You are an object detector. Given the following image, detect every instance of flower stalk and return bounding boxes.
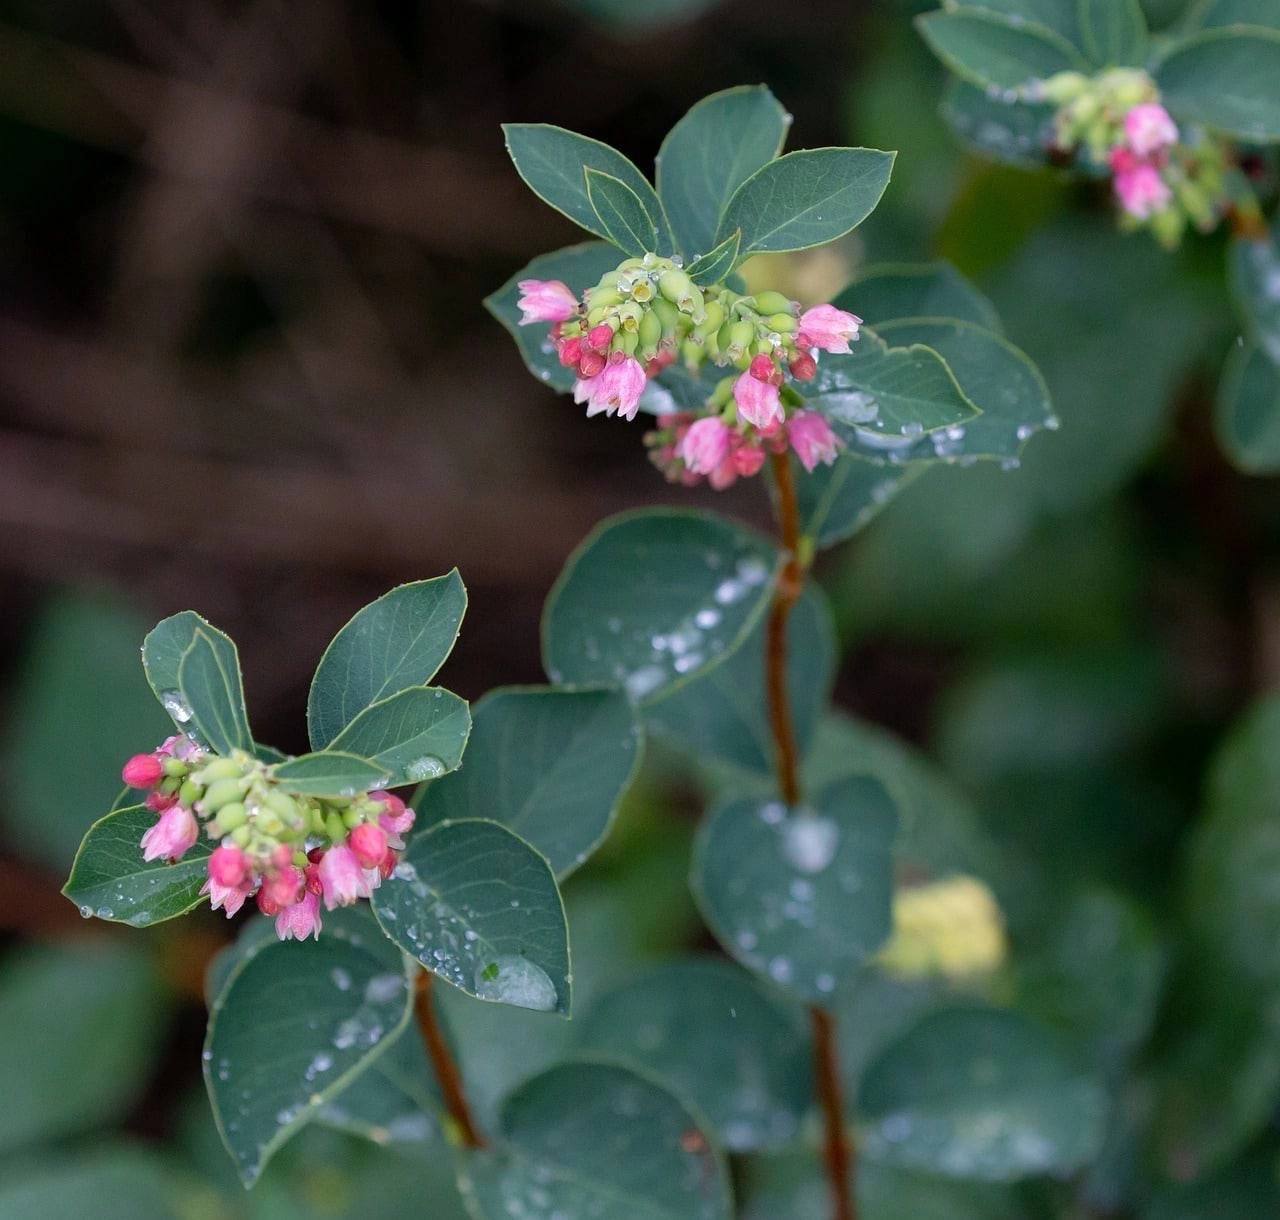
[414,969,486,1149]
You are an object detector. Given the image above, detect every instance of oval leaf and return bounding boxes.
[941,81,1057,168]
[63,804,213,926]
[1229,229,1280,365]
[142,612,250,748]
[415,686,641,878]
[372,818,571,1014]
[1079,0,1148,67]
[307,573,467,749]
[1215,342,1280,475]
[328,686,471,787]
[835,262,1002,332]
[796,459,923,550]
[586,168,662,256]
[271,750,388,797]
[543,509,780,704]
[916,10,1086,94]
[1156,28,1280,142]
[459,1060,732,1220]
[692,776,898,1003]
[687,230,741,285]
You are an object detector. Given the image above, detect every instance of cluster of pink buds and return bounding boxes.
[518,254,854,486]
[122,739,415,941]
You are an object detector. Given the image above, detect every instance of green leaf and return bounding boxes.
[542,508,780,704]
[502,124,672,251]
[645,586,835,777]
[0,1149,195,1220]
[692,776,898,1003]
[1145,1148,1280,1219]
[836,262,1003,332]
[1215,343,1280,474]
[1079,0,1149,66]
[308,573,467,749]
[916,10,1086,95]
[575,957,812,1152]
[796,459,924,549]
[177,627,253,757]
[372,818,571,1014]
[1190,0,1280,32]
[940,82,1057,169]
[415,686,641,878]
[954,0,1083,47]
[327,686,470,787]
[271,750,388,797]
[62,804,214,926]
[0,942,167,1154]
[800,330,981,455]
[586,168,661,256]
[871,318,1055,461]
[857,1006,1108,1181]
[143,611,250,747]
[485,241,622,393]
[656,85,791,258]
[1156,27,1280,141]
[204,909,415,1186]
[687,230,741,285]
[459,1060,732,1220]
[716,147,896,257]
[1229,229,1280,365]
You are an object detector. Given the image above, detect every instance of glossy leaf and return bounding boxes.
[307,573,466,749]
[687,230,741,285]
[916,10,1085,95]
[204,910,415,1186]
[940,82,1057,169]
[271,750,388,797]
[502,124,672,251]
[857,1006,1108,1181]
[1190,0,1280,30]
[716,147,896,257]
[542,509,780,704]
[645,585,835,776]
[0,1149,193,1220]
[836,262,1002,332]
[957,0,1083,47]
[372,818,570,1014]
[1216,341,1280,474]
[1156,28,1280,142]
[63,804,213,926]
[327,686,470,787]
[692,776,898,1003]
[415,686,640,878]
[575,957,812,1152]
[796,460,923,549]
[586,168,661,256]
[656,85,791,257]
[143,612,250,748]
[459,1060,732,1220]
[1228,230,1280,365]
[1079,0,1148,67]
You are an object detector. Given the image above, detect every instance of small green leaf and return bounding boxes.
[645,586,836,777]
[692,776,898,1003]
[372,818,571,1014]
[656,85,791,257]
[940,81,1058,168]
[957,0,1083,48]
[1215,343,1280,475]
[1229,229,1280,365]
[308,573,467,749]
[575,957,812,1152]
[917,9,1086,94]
[687,230,742,284]
[178,627,253,757]
[796,459,924,550]
[857,1006,1108,1181]
[543,509,780,704]
[327,686,470,787]
[459,1060,732,1220]
[271,750,388,797]
[716,147,896,257]
[1079,0,1148,67]
[1190,0,1280,32]
[585,168,662,256]
[502,124,672,251]
[204,909,415,1186]
[415,686,640,878]
[143,611,250,747]
[835,262,1002,332]
[62,804,213,926]
[1156,27,1280,141]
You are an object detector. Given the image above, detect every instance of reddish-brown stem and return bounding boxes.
[414,969,486,1148]
[766,449,856,1220]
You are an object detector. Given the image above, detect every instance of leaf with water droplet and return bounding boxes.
[836,261,1003,333]
[271,750,388,798]
[142,611,251,749]
[372,818,571,1014]
[325,685,470,788]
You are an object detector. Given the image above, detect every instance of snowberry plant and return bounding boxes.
[63,86,1056,1218]
[917,0,1280,473]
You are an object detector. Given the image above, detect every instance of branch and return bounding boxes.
[414,969,486,1149]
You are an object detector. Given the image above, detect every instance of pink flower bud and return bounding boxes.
[787,410,843,472]
[587,323,615,352]
[789,352,818,381]
[275,890,323,941]
[798,304,861,354]
[349,822,389,869]
[558,337,583,367]
[145,790,179,813]
[256,887,281,917]
[378,846,400,880]
[733,441,766,477]
[733,370,784,430]
[264,865,304,908]
[516,279,578,325]
[1113,162,1171,219]
[140,803,198,863]
[708,458,739,491]
[577,349,606,379]
[209,844,248,888]
[122,753,164,789]
[304,862,323,895]
[318,844,371,910]
[1125,103,1178,158]
[680,416,734,475]
[749,354,776,382]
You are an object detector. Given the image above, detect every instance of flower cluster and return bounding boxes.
[517,254,853,487]
[122,737,414,941]
[1041,69,1228,246]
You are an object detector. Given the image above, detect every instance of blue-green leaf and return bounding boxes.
[271,750,388,797]
[1156,27,1280,141]
[687,230,742,285]
[1079,0,1148,67]
[142,611,250,747]
[917,9,1086,95]
[940,82,1057,169]
[1215,343,1280,475]
[177,628,253,757]
[586,168,662,256]
[327,686,470,787]
[835,262,1003,332]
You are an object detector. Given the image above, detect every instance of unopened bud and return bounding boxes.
[749,353,776,382]
[349,822,389,869]
[658,268,695,308]
[587,286,623,311]
[122,754,164,789]
[587,323,614,352]
[726,320,754,361]
[578,350,606,378]
[753,291,795,315]
[558,337,583,367]
[201,777,246,814]
[767,313,797,334]
[638,308,663,358]
[790,352,818,381]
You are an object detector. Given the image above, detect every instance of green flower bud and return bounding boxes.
[209,802,247,835]
[753,291,794,316]
[587,286,623,311]
[197,758,245,783]
[231,825,252,848]
[1039,71,1088,106]
[178,779,201,806]
[711,376,736,407]
[326,811,348,844]
[159,775,182,796]
[162,757,188,778]
[680,338,704,368]
[202,777,245,813]
[726,319,755,360]
[767,313,797,334]
[259,812,284,837]
[616,302,643,333]
[650,298,680,334]
[658,268,695,305]
[342,806,362,830]
[638,308,663,358]
[694,299,725,339]
[613,329,640,356]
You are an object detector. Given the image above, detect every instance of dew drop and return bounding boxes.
[782,814,840,874]
[405,755,446,782]
[472,955,558,1012]
[160,689,194,723]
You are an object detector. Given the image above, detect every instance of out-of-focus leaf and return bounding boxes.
[917,9,1085,94]
[0,1148,200,1220]
[1215,343,1280,474]
[941,82,1057,169]
[1156,27,1280,141]
[835,261,1003,332]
